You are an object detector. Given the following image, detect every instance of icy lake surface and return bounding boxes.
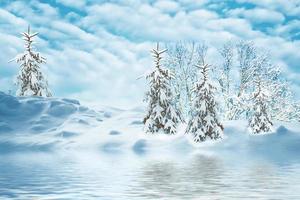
[1,152,300,199]
[1,93,300,199]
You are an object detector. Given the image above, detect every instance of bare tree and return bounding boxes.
[164,42,208,118]
[163,40,298,123]
[219,42,234,96]
[236,41,257,97]
[217,42,234,120]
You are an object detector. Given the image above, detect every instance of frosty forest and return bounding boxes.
[144,42,300,141]
[1,1,300,199]
[7,26,300,143]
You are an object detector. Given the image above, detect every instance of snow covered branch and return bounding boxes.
[143,43,183,134]
[186,63,223,142]
[12,25,51,97]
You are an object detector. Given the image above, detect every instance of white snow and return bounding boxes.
[1,92,300,199]
[0,91,300,159]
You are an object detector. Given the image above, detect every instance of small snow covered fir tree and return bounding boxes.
[13,26,51,97]
[143,43,182,134]
[249,79,273,134]
[186,64,223,142]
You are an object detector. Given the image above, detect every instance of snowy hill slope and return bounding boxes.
[0,92,300,159]
[0,92,104,152]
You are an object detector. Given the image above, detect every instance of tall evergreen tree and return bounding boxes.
[186,64,223,142]
[249,79,273,134]
[143,43,182,134]
[13,26,51,97]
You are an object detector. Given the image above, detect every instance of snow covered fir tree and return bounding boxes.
[143,43,182,134]
[249,79,273,134]
[12,26,51,97]
[186,64,223,142]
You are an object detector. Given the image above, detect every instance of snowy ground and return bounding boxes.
[1,91,300,156]
[1,92,300,199]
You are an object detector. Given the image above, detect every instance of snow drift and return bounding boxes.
[0,92,299,160]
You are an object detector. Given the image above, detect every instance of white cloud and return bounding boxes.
[176,0,209,10]
[0,8,27,28]
[274,20,300,40]
[236,0,300,16]
[188,9,218,20]
[153,0,180,13]
[5,0,59,25]
[55,0,86,9]
[50,21,99,45]
[229,8,285,24]
[81,2,257,43]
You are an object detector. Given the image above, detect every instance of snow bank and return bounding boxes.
[0,92,299,160]
[0,92,103,153]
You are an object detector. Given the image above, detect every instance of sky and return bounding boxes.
[0,0,299,108]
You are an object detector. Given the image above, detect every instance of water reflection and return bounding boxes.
[134,155,225,199]
[0,152,300,199]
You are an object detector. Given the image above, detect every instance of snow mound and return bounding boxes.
[0,92,103,153]
[0,92,300,161]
